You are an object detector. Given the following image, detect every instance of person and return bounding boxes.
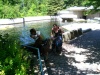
[30,28,50,61]
[51,24,63,38]
[51,24,63,54]
[51,24,59,38]
[30,28,42,49]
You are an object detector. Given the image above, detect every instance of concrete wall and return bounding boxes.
[71,11,84,18]
[72,11,100,19]
[0,16,53,25]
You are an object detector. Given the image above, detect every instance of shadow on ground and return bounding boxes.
[69,30,100,63]
[45,30,100,75]
[46,49,79,75]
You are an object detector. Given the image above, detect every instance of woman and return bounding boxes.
[51,24,63,54]
[51,24,63,38]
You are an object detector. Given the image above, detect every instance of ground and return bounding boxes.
[45,29,100,75]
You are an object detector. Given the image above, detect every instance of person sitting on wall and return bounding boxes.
[30,28,50,62]
[51,24,63,38]
[51,24,63,53]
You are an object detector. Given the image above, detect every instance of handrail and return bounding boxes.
[23,45,44,75]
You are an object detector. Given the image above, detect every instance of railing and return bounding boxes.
[22,45,44,75]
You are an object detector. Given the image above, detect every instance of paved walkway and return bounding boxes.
[46,29,100,75]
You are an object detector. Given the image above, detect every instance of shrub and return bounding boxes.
[0,33,32,75]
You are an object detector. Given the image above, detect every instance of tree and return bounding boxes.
[47,0,64,15]
[82,0,100,13]
[2,0,21,5]
[64,0,85,8]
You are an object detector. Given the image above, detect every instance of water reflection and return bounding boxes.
[0,21,55,45]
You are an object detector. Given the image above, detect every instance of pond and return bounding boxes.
[0,20,65,45]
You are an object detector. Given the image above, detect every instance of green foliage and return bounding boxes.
[0,0,49,18]
[27,4,37,16]
[1,0,21,5]
[82,0,100,13]
[47,0,64,15]
[0,0,65,18]
[64,0,85,8]
[2,5,21,18]
[0,33,31,75]
[64,0,100,14]
[0,0,99,18]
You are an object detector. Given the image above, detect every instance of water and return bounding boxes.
[0,20,57,45]
[0,17,71,45]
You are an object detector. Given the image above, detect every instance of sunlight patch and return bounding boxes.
[72,62,100,72]
[74,54,87,62]
[0,25,14,30]
[62,44,88,53]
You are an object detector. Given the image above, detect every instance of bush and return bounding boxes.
[0,33,32,75]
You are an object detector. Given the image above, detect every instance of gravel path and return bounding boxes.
[46,29,100,75]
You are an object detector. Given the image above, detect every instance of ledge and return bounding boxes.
[0,16,51,25]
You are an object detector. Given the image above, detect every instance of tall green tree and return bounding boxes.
[64,0,85,8]
[2,0,21,5]
[1,0,99,18]
[82,0,100,12]
[47,0,64,15]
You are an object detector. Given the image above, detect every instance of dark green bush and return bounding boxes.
[0,33,32,75]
